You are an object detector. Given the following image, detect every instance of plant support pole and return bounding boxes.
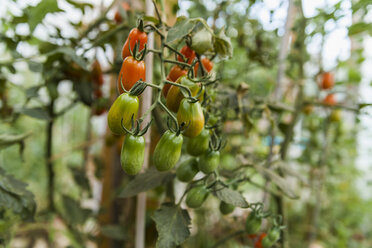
[135,1,154,247]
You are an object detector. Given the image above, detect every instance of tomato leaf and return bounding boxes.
[18,107,51,121]
[61,195,91,225]
[212,181,249,208]
[118,168,175,198]
[0,168,36,221]
[214,27,233,59]
[100,225,127,240]
[26,0,62,32]
[152,203,191,248]
[167,16,198,43]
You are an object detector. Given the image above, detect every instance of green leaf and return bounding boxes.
[214,27,233,59]
[167,16,199,43]
[61,195,91,225]
[27,61,43,73]
[18,107,51,121]
[143,15,159,25]
[212,181,249,208]
[100,225,127,240]
[0,168,36,221]
[27,0,62,32]
[348,22,372,36]
[73,81,92,106]
[152,203,191,248]
[118,168,175,198]
[25,86,41,98]
[0,133,31,149]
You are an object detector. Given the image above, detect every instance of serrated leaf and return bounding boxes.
[18,107,51,121]
[167,16,199,43]
[61,195,91,225]
[212,181,249,208]
[27,0,62,32]
[119,168,175,198]
[214,27,233,59]
[0,133,31,149]
[0,168,36,220]
[152,203,190,248]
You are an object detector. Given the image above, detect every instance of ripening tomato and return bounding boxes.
[121,28,148,60]
[168,65,188,82]
[92,60,104,86]
[177,99,205,137]
[185,185,209,208]
[255,233,267,248]
[107,92,139,135]
[320,72,334,90]
[153,130,183,171]
[219,201,235,215]
[118,56,145,93]
[323,93,336,106]
[176,158,199,182]
[194,58,213,76]
[166,76,204,112]
[198,150,220,174]
[121,134,145,175]
[114,2,130,23]
[186,128,209,156]
[245,213,262,235]
[177,45,196,64]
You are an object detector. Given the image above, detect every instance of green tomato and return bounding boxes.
[267,227,281,242]
[186,128,209,156]
[245,213,262,235]
[153,130,183,171]
[120,134,145,175]
[219,201,235,215]
[186,185,209,208]
[176,158,199,182]
[198,150,220,174]
[107,93,139,135]
[262,235,276,248]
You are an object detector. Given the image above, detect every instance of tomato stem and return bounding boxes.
[163,59,192,69]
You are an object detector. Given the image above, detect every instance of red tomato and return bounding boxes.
[323,93,336,106]
[255,233,267,248]
[194,58,213,76]
[168,65,188,82]
[117,56,146,93]
[177,45,196,64]
[320,72,334,90]
[121,28,148,60]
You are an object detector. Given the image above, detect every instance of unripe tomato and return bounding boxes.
[330,109,341,122]
[219,201,235,215]
[177,99,205,138]
[186,128,209,156]
[176,158,199,182]
[320,72,334,90]
[168,65,188,82]
[177,45,196,64]
[185,185,209,208]
[245,213,262,235]
[121,134,145,175]
[198,150,220,174]
[267,227,280,243]
[261,235,275,248]
[303,104,313,115]
[153,130,183,171]
[323,93,336,106]
[194,58,213,76]
[166,76,204,112]
[121,28,147,60]
[107,93,139,135]
[118,56,145,93]
[92,60,104,86]
[191,28,213,55]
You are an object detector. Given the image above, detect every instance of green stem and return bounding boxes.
[163,59,192,69]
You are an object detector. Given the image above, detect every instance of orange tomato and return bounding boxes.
[177,45,196,64]
[320,72,334,90]
[323,93,336,106]
[194,58,213,76]
[121,28,147,60]
[117,56,145,93]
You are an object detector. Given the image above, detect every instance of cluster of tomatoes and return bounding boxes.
[319,72,341,121]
